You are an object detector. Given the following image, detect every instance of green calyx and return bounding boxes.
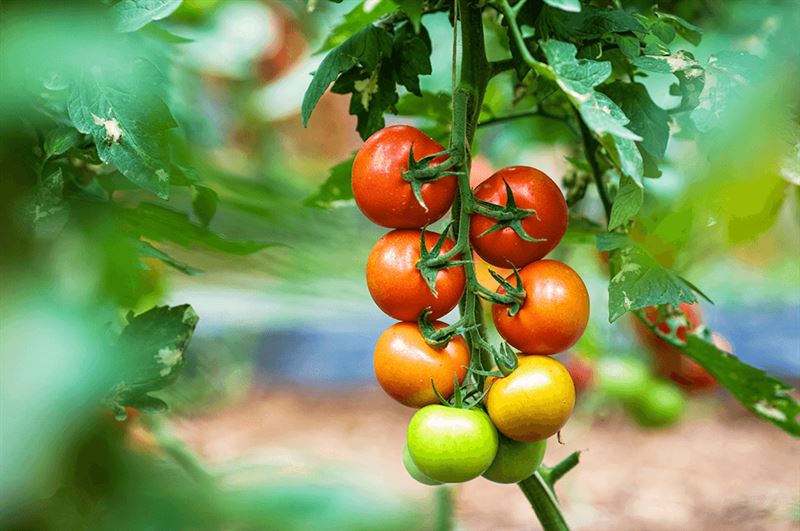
[402,145,463,212]
[431,371,492,410]
[471,179,544,243]
[418,309,478,349]
[416,225,469,296]
[477,265,526,316]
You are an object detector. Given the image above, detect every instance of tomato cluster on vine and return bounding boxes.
[353,125,590,485]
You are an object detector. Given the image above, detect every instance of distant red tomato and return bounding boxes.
[565,353,595,396]
[634,303,718,391]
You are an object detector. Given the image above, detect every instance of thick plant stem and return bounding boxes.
[519,472,570,531]
[434,484,455,531]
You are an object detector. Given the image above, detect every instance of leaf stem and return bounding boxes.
[577,112,612,224]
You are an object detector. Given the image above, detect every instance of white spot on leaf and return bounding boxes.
[92,112,123,144]
[156,347,182,376]
[754,401,787,422]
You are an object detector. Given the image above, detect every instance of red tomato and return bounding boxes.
[565,353,594,396]
[470,166,568,268]
[366,229,465,321]
[469,155,494,188]
[374,322,469,408]
[352,126,456,228]
[492,260,589,355]
[634,303,718,391]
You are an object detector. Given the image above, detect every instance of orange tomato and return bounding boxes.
[373,322,469,408]
[366,229,465,321]
[492,260,590,355]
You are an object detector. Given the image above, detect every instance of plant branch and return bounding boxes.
[478,109,572,128]
[518,471,570,531]
[576,112,612,224]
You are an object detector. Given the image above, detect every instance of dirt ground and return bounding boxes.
[173,387,800,531]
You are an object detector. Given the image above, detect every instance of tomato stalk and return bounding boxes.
[446,1,574,529]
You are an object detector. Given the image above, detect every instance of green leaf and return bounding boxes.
[632,51,699,74]
[136,239,202,276]
[539,5,644,40]
[393,0,424,31]
[302,25,393,128]
[394,91,451,140]
[304,155,355,208]
[318,0,397,53]
[543,0,580,13]
[600,235,699,322]
[104,304,198,415]
[44,127,81,158]
[191,184,218,228]
[332,61,399,139]
[691,52,762,133]
[650,20,676,45]
[561,215,603,245]
[602,82,670,162]
[67,60,177,199]
[111,0,183,33]
[682,335,799,436]
[22,168,70,238]
[654,10,703,46]
[608,174,643,230]
[392,23,432,96]
[117,203,276,255]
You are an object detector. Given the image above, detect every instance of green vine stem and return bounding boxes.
[434,484,455,531]
[444,0,573,528]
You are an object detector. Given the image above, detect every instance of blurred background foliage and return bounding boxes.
[0,0,798,529]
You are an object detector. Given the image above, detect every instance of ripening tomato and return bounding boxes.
[403,443,443,485]
[373,322,469,408]
[481,435,546,484]
[352,125,456,228]
[492,260,589,355]
[634,303,717,391]
[565,353,595,397]
[470,166,568,268]
[366,229,465,321]
[486,355,575,442]
[407,405,499,483]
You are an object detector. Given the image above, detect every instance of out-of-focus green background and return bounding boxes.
[1,0,798,529]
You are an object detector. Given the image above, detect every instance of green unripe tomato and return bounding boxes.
[402,443,442,485]
[407,405,499,483]
[482,435,546,484]
[630,379,687,428]
[597,357,649,401]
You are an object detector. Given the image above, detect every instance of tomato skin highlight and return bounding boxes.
[486,355,575,442]
[366,229,465,321]
[403,443,443,485]
[492,260,590,355]
[373,322,469,408]
[352,125,456,228]
[407,405,499,483]
[470,166,568,268]
[481,435,546,484]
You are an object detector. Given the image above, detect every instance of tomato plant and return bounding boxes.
[406,405,499,483]
[374,321,469,408]
[492,260,590,355]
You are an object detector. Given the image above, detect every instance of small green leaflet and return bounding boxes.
[44,127,82,158]
[317,0,397,53]
[540,40,643,183]
[111,0,183,33]
[691,52,761,133]
[393,0,424,32]
[304,155,355,209]
[302,25,393,128]
[22,168,70,238]
[543,0,581,13]
[597,234,701,322]
[137,240,201,276]
[608,173,643,230]
[681,335,800,436]
[602,82,670,163]
[104,304,198,417]
[117,203,275,255]
[67,60,177,199]
[654,10,703,46]
[538,4,643,40]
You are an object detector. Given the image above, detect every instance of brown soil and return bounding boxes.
[173,387,800,531]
